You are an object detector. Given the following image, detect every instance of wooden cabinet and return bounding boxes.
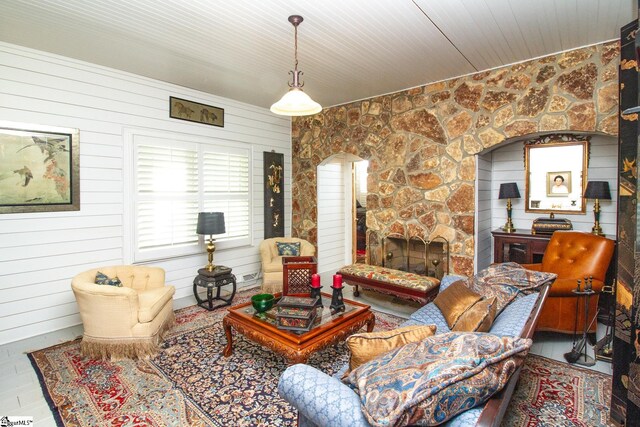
[491,229,551,264]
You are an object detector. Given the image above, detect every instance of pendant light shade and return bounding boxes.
[270,88,322,116]
[270,15,322,117]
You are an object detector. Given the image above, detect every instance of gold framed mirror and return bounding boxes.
[525,135,589,214]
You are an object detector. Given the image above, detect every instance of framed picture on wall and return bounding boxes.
[0,121,80,214]
[170,96,224,127]
[546,171,572,197]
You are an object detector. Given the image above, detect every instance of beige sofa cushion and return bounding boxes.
[138,286,175,323]
[433,281,482,329]
[263,256,285,273]
[345,325,437,373]
[452,297,498,333]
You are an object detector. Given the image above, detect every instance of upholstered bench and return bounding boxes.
[338,264,440,305]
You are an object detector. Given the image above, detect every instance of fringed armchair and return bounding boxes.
[259,237,316,294]
[71,265,175,359]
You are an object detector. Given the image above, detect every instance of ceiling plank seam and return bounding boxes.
[411,0,479,72]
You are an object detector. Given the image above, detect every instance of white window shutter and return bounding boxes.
[203,148,251,242]
[134,141,199,260]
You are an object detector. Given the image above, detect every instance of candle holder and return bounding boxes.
[330,285,345,313]
[309,284,323,307]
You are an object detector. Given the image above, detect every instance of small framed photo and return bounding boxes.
[547,171,571,197]
[170,96,224,127]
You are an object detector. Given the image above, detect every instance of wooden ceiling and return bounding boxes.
[0,0,634,109]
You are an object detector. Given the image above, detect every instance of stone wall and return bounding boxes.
[291,41,619,276]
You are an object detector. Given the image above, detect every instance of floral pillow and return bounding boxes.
[343,332,531,427]
[276,241,301,256]
[95,271,122,287]
[465,262,556,315]
[474,262,556,293]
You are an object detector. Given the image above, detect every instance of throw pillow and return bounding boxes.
[452,297,497,332]
[345,325,437,373]
[95,271,123,287]
[343,332,532,427]
[276,241,301,256]
[474,262,556,294]
[433,280,482,329]
[467,262,556,315]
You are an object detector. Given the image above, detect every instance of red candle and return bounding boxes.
[311,273,321,288]
[333,274,343,288]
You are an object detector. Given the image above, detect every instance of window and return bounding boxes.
[128,132,252,263]
[203,148,251,240]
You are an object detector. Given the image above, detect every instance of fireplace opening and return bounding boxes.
[379,234,449,279]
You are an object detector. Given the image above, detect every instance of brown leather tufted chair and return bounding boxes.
[522,231,615,335]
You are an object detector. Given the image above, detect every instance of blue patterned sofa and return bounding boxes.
[278,273,550,426]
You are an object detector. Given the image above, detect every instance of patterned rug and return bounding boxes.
[29,289,613,426]
[28,288,404,426]
[502,354,613,427]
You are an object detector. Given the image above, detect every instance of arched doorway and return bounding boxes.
[316,153,367,274]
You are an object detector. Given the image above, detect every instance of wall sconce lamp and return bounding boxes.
[270,15,322,116]
[499,183,520,233]
[583,181,611,236]
[196,212,226,272]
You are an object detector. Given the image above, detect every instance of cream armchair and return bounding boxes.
[260,237,316,293]
[71,265,175,360]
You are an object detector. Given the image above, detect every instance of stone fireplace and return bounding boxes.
[291,41,619,277]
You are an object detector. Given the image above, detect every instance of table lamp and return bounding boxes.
[583,181,611,236]
[196,212,226,272]
[499,183,520,233]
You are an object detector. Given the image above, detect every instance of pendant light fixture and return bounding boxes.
[270,15,322,116]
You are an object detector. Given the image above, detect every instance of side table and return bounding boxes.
[193,266,236,311]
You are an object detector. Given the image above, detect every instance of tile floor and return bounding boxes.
[0,283,612,426]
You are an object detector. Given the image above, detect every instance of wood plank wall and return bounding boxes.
[317,162,347,274]
[0,42,291,345]
[475,153,493,271]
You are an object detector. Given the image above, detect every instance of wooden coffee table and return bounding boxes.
[222,293,375,364]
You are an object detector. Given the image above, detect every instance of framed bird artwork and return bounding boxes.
[0,121,79,213]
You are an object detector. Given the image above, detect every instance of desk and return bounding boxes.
[193,266,236,311]
[491,229,551,264]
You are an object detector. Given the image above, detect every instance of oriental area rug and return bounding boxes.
[29,288,612,427]
[502,354,613,427]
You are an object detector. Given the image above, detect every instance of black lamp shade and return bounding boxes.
[499,183,520,199]
[584,181,611,200]
[197,212,226,235]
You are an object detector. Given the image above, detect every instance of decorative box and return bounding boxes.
[531,217,573,235]
[275,296,319,332]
